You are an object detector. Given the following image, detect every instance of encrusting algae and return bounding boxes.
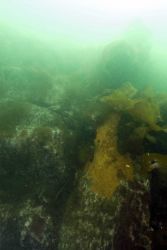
[86,113,133,199]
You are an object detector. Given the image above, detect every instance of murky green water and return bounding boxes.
[0,1,167,250]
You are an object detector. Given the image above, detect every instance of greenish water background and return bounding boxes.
[0,0,167,92]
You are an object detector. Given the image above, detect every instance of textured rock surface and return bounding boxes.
[58,176,151,250]
[0,99,77,249]
[58,114,152,250]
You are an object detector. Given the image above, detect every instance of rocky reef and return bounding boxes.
[0,32,167,250]
[58,83,167,250]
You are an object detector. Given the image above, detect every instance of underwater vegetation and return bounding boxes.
[101,82,165,131]
[86,114,133,198]
[57,81,167,250]
[0,24,167,250]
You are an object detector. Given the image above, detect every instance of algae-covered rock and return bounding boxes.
[0,101,32,136]
[59,172,151,250]
[58,112,151,250]
[0,26,167,249]
[0,98,78,249]
[0,201,56,250]
[87,113,133,198]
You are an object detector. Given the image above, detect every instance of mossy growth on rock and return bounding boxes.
[31,126,54,144]
[86,113,134,198]
[0,101,32,137]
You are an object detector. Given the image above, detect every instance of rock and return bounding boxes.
[58,176,151,250]
[0,100,76,249]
